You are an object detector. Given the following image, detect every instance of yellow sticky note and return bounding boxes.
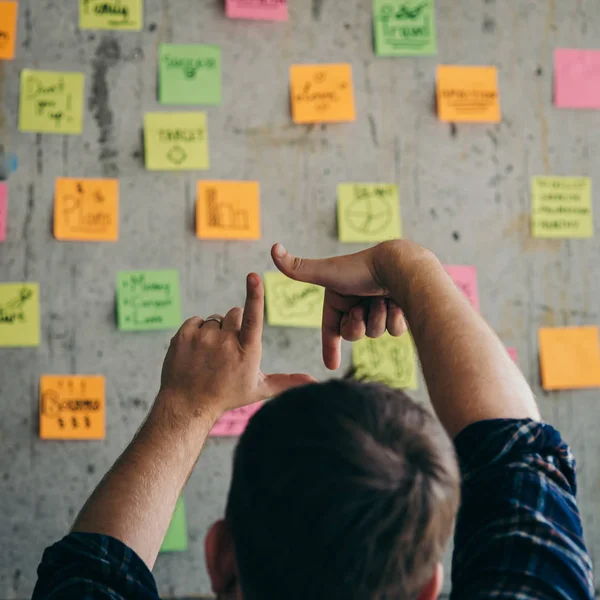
[437,65,501,123]
[531,176,593,239]
[40,375,106,440]
[79,0,143,30]
[196,181,261,240]
[290,64,356,124]
[353,332,418,390]
[144,112,209,171]
[539,327,600,390]
[338,183,401,243]
[0,1,18,60]
[264,271,324,328]
[0,283,40,347]
[54,178,119,242]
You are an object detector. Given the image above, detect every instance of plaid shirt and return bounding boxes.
[33,419,595,599]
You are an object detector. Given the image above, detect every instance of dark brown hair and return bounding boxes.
[226,380,460,600]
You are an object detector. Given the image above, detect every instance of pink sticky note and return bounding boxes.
[507,347,518,363]
[444,265,480,312]
[211,403,263,437]
[0,183,7,242]
[555,49,600,109]
[226,0,288,21]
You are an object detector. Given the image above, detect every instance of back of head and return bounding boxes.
[226,380,460,600]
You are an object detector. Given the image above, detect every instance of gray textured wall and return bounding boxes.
[1,0,599,598]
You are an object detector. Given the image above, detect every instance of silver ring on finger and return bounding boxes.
[203,316,223,328]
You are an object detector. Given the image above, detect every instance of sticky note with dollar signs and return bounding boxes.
[0,182,7,242]
[79,0,143,30]
[40,375,106,440]
[226,0,288,21]
[211,403,263,436]
[264,271,324,328]
[144,112,209,170]
[444,265,479,312]
[161,497,188,552]
[0,283,40,347]
[353,332,418,390]
[0,1,18,60]
[338,183,402,243]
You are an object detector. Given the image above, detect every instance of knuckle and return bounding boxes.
[292,256,303,272]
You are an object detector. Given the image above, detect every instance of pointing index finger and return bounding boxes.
[239,273,264,349]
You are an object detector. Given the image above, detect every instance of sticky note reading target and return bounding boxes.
[0,1,18,60]
[40,375,106,440]
[444,265,480,312]
[161,498,188,552]
[226,0,288,21]
[0,283,40,347]
[79,0,143,30]
[211,403,263,436]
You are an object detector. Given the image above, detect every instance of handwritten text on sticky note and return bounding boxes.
[444,265,480,312]
[0,1,18,60]
[211,403,262,436]
[555,49,600,110]
[161,498,188,552]
[0,283,40,347]
[79,0,143,30]
[226,0,288,21]
[0,182,7,242]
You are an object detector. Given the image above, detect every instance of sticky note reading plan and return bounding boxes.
[40,375,106,440]
[0,182,7,242]
[338,183,401,243]
[264,272,324,328]
[211,403,263,436]
[159,44,221,105]
[555,49,600,110]
[373,0,437,56]
[226,0,288,21]
[197,181,261,240]
[117,270,181,331]
[161,498,188,552]
[531,177,593,238]
[539,327,600,390]
[0,283,40,347]
[19,70,84,134]
[79,0,143,30]
[0,1,18,60]
[290,64,356,124]
[144,112,209,170]
[437,65,500,123]
[54,178,119,242]
[353,332,418,390]
[444,265,480,312]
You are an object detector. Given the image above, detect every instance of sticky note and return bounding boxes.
[144,112,209,171]
[161,498,188,552]
[507,347,518,363]
[290,64,356,124]
[159,44,221,106]
[555,49,600,110]
[373,0,436,56]
[211,403,263,437]
[338,183,401,243]
[539,327,600,390]
[117,270,181,331]
[264,271,324,328]
[54,178,119,242]
[0,182,7,242]
[437,65,501,123]
[196,181,261,241]
[353,332,418,390]
[444,265,480,312]
[0,1,18,60]
[0,283,40,347]
[79,0,143,30]
[531,176,593,239]
[39,375,105,440]
[19,70,84,134]
[226,0,288,21]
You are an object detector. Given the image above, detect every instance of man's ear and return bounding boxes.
[417,563,443,600]
[205,519,239,596]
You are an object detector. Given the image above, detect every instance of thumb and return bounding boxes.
[258,372,316,400]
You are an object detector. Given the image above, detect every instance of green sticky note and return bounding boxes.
[373,0,437,56]
[117,270,182,331]
[19,70,84,134]
[159,44,222,105]
[353,332,418,390]
[532,176,594,238]
[144,112,209,171]
[79,0,143,30]
[161,498,188,552]
[0,283,40,347]
[264,272,324,328]
[338,183,402,243]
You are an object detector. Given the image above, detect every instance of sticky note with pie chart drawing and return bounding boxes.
[0,1,18,60]
[0,283,40,347]
[338,183,401,243]
[211,403,263,436]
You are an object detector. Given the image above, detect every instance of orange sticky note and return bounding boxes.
[437,65,501,123]
[290,64,356,124]
[54,178,119,242]
[40,375,106,440]
[0,2,18,60]
[196,181,261,240]
[539,327,600,390]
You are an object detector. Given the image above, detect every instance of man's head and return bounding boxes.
[206,380,460,600]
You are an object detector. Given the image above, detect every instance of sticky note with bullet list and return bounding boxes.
[0,283,40,347]
[144,112,209,170]
[117,270,182,331]
[0,1,18,60]
[54,178,119,242]
[290,64,356,124]
[444,265,480,312]
[226,0,288,21]
[531,176,593,239]
[79,0,143,30]
[40,375,106,440]
[197,181,261,241]
[211,403,263,436]
[555,49,600,110]
[353,332,418,390]
[437,65,501,123]
[0,182,7,242]
[264,271,324,328]
[539,327,600,390]
[338,183,401,243]
[161,498,188,552]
